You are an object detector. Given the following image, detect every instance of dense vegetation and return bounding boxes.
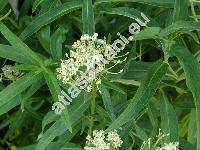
[0,0,200,149]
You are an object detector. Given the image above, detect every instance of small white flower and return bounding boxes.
[57,33,128,92]
[96,79,101,85]
[107,130,123,149]
[86,85,92,92]
[84,146,98,150]
[57,33,109,85]
[162,142,179,150]
[84,130,122,150]
[86,135,93,145]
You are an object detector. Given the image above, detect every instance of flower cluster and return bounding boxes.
[140,129,179,150]
[1,65,20,80]
[57,33,110,86]
[157,142,179,150]
[84,130,123,150]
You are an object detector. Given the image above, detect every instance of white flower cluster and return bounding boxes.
[84,130,123,150]
[53,13,150,114]
[157,142,179,150]
[57,33,110,86]
[140,129,179,150]
[1,65,20,80]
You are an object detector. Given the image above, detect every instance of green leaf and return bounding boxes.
[173,0,188,22]
[42,111,58,132]
[0,75,44,116]
[172,45,200,149]
[4,110,26,139]
[160,91,179,143]
[50,25,68,61]
[18,142,82,150]
[95,0,175,8]
[106,60,168,132]
[36,97,90,150]
[0,97,19,116]
[103,79,126,94]
[98,84,116,121]
[43,69,61,102]
[38,25,51,54]
[39,0,57,14]
[36,120,69,150]
[188,109,197,145]
[99,7,156,26]
[134,123,149,141]
[0,9,11,21]
[159,21,200,37]
[82,0,95,35]
[190,15,200,19]
[0,0,8,12]
[0,71,42,115]
[43,69,72,132]
[131,27,161,41]
[32,0,45,12]
[179,139,195,150]
[112,79,140,86]
[0,23,44,65]
[20,1,82,40]
[0,44,32,64]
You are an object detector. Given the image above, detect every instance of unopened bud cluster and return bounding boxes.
[1,65,20,81]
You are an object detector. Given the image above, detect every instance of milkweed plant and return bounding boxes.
[0,0,200,150]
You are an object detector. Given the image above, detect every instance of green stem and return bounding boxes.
[139,41,142,61]
[88,81,97,135]
[167,63,179,80]
[163,43,179,80]
[7,17,20,30]
[190,0,198,22]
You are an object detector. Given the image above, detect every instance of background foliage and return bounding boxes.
[0,0,200,149]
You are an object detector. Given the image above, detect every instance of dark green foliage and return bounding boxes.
[0,0,200,149]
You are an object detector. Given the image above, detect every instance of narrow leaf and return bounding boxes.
[173,0,188,21]
[98,84,116,121]
[0,23,43,65]
[20,1,82,40]
[172,45,200,149]
[82,0,95,35]
[160,92,179,143]
[106,60,168,132]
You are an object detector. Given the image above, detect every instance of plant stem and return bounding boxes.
[190,0,198,22]
[88,81,97,135]
[163,43,179,80]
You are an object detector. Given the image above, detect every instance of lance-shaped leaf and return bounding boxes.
[82,0,95,35]
[43,69,72,133]
[95,0,175,8]
[50,25,69,61]
[173,0,188,22]
[0,23,43,65]
[0,71,42,113]
[20,1,82,40]
[0,44,32,64]
[171,45,200,150]
[159,21,200,37]
[160,92,179,143]
[35,95,90,150]
[32,0,45,12]
[99,7,156,26]
[98,84,116,121]
[106,60,168,132]
[0,0,7,12]
[0,75,44,116]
